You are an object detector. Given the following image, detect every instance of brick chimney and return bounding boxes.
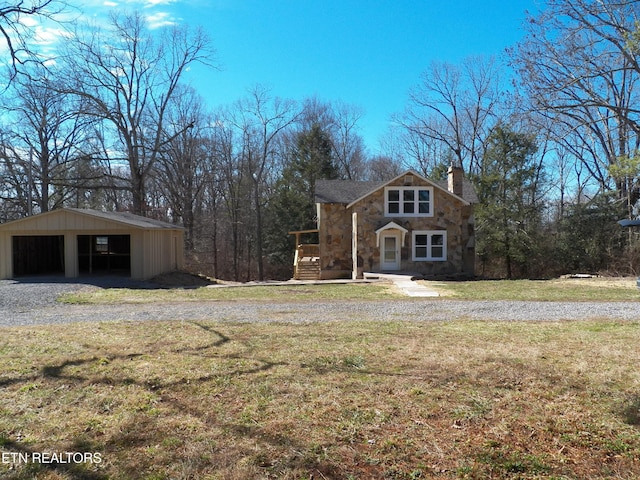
[447,165,463,197]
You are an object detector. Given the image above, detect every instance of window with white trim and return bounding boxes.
[385,186,433,217]
[412,231,447,261]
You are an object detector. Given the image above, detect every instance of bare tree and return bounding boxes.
[511,0,640,202]
[156,86,209,249]
[231,86,299,280]
[397,56,503,176]
[199,130,225,279]
[366,155,403,181]
[401,116,456,176]
[330,101,367,180]
[0,1,64,82]
[210,105,253,281]
[0,65,96,214]
[0,132,32,216]
[60,11,212,215]
[296,97,367,180]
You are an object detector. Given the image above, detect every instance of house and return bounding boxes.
[0,208,184,280]
[291,167,477,280]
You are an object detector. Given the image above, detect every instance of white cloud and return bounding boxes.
[34,26,72,46]
[143,0,177,6]
[19,15,39,28]
[85,0,183,28]
[145,11,177,29]
[0,0,185,66]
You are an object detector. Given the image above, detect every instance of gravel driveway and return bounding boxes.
[2,277,640,327]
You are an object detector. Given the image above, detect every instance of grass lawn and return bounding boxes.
[422,276,640,302]
[58,283,401,304]
[1,318,640,479]
[57,276,640,305]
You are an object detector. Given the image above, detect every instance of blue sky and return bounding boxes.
[54,0,543,152]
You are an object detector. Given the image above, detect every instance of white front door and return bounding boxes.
[381,232,401,270]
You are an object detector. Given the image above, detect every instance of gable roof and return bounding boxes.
[315,170,478,206]
[0,208,183,231]
[66,208,182,230]
[434,179,479,204]
[315,180,386,204]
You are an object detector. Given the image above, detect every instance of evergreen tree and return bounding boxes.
[265,124,339,269]
[473,125,544,278]
[555,194,626,274]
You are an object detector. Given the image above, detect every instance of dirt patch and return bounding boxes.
[150,271,217,287]
[560,275,637,289]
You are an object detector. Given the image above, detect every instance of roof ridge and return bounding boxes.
[315,174,478,204]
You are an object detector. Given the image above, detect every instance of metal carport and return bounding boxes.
[0,209,184,280]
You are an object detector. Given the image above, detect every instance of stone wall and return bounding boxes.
[318,177,475,279]
[318,203,353,279]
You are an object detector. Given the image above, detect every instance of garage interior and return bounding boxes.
[77,235,131,275]
[11,234,132,277]
[12,235,65,276]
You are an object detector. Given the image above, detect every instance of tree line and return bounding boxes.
[0,0,639,280]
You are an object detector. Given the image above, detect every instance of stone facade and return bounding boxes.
[316,172,475,279]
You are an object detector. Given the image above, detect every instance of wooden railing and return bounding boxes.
[296,244,319,260]
[293,244,320,278]
[289,230,320,280]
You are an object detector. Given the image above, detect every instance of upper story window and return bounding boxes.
[384,186,433,217]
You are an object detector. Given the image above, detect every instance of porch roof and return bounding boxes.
[375,221,408,247]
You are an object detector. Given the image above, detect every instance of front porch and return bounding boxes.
[289,229,321,280]
[289,222,408,281]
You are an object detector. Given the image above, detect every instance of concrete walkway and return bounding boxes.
[364,272,440,297]
[206,273,439,297]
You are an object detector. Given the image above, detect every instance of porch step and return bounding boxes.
[294,258,320,280]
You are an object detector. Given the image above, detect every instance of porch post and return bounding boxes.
[352,212,358,280]
[64,233,77,278]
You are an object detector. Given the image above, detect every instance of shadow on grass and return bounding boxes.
[172,322,231,353]
[40,354,144,379]
[622,394,640,426]
[10,273,213,290]
[1,322,328,478]
[5,320,640,478]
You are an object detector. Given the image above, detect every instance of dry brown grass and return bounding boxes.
[1,319,640,479]
[59,283,399,305]
[422,276,640,301]
[60,276,640,306]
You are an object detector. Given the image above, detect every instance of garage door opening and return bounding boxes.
[78,235,131,276]
[12,235,65,277]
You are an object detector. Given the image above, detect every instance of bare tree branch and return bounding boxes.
[0,1,64,83]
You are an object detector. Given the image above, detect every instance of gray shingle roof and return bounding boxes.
[434,179,479,204]
[315,177,479,205]
[315,180,386,204]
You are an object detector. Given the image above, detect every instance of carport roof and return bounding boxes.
[0,208,183,230]
[67,208,183,230]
